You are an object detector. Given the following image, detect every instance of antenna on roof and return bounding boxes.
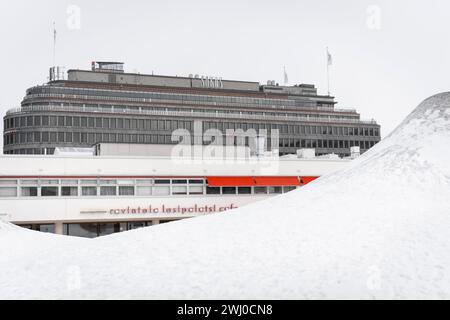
[52,22,57,67]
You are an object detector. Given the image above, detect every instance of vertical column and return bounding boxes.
[54,222,64,235]
[152,220,160,226]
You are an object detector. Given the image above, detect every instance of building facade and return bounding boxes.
[3,62,381,156]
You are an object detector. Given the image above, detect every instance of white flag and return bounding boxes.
[327,48,333,66]
[283,66,288,84]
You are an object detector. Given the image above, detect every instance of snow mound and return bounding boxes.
[1,93,450,299]
[0,221,20,232]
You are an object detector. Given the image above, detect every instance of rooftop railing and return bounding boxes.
[22,92,358,114]
[6,105,378,125]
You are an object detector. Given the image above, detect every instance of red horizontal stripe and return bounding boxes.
[0,175,206,179]
[300,176,319,184]
[254,176,300,186]
[207,176,302,187]
[207,176,255,187]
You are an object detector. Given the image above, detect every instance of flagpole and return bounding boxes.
[53,22,57,67]
[326,47,330,96]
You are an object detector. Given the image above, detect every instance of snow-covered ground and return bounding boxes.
[1,92,450,299]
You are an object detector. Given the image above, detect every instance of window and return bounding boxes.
[21,187,38,197]
[283,186,296,193]
[172,185,187,195]
[254,186,267,194]
[41,179,59,185]
[153,186,170,196]
[61,186,78,196]
[81,179,97,185]
[0,180,17,185]
[100,186,116,196]
[136,186,152,196]
[206,186,220,194]
[172,179,187,184]
[0,187,17,197]
[238,187,251,194]
[189,186,203,195]
[136,179,153,185]
[21,179,38,185]
[41,186,58,197]
[189,179,204,184]
[222,187,236,194]
[82,186,97,196]
[268,186,282,194]
[119,186,134,196]
[155,179,170,184]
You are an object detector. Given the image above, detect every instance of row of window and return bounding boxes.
[19,221,175,238]
[3,130,378,150]
[5,114,379,136]
[0,178,297,198]
[25,86,315,108]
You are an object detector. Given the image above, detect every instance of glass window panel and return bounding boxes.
[41,186,58,197]
[119,186,134,196]
[64,223,98,238]
[117,179,135,185]
[153,186,170,196]
[254,186,267,194]
[206,186,220,194]
[0,180,17,185]
[172,179,187,184]
[155,179,170,184]
[0,187,17,197]
[189,186,203,195]
[100,186,116,196]
[81,179,97,185]
[238,187,251,194]
[268,186,283,194]
[21,180,38,185]
[189,179,204,184]
[41,179,59,185]
[82,186,97,196]
[283,186,297,193]
[61,179,78,185]
[136,186,152,196]
[222,187,236,194]
[99,180,117,185]
[172,186,187,195]
[21,187,37,197]
[61,186,78,196]
[136,179,153,185]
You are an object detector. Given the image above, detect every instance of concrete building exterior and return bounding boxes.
[3,62,381,156]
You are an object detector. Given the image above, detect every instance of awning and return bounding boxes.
[300,176,319,185]
[207,176,255,187]
[253,176,300,186]
[207,176,301,187]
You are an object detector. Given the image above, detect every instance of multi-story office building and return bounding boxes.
[3,62,380,156]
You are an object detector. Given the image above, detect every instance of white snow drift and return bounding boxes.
[0,92,450,299]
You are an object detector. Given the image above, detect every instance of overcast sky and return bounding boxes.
[1,0,449,152]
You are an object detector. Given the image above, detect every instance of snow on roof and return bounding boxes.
[53,147,95,156]
[0,92,450,299]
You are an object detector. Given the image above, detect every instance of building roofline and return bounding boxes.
[66,69,260,85]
